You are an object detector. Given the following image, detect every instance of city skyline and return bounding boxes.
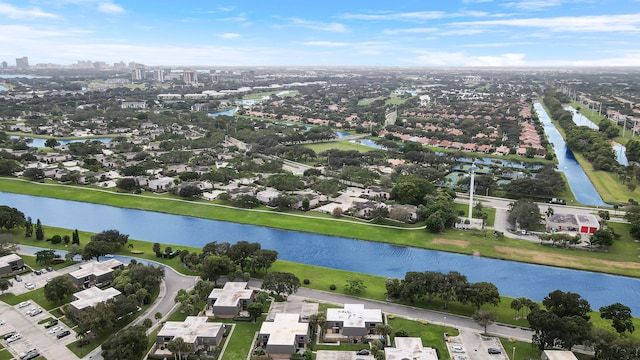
[1,0,639,67]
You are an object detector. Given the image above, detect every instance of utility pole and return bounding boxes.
[468,162,477,223]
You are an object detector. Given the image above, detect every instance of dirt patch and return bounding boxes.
[495,246,640,274]
[432,238,470,248]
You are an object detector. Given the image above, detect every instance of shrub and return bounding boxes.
[303,279,310,285]
[395,329,409,337]
[50,235,62,244]
[329,284,336,291]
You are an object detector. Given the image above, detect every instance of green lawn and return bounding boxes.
[305,140,372,153]
[219,318,263,360]
[0,348,14,360]
[499,338,541,360]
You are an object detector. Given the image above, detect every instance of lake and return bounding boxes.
[1,191,638,312]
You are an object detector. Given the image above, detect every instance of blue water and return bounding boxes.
[208,107,239,117]
[10,136,112,148]
[564,105,628,166]
[534,103,608,206]
[0,84,6,91]
[348,139,387,150]
[334,131,352,138]
[2,192,638,312]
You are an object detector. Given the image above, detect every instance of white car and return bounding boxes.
[48,326,63,334]
[24,283,35,290]
[28,308,42,317]
[17,301,31,308]
[451,345,465,353]
[7,333,22,343]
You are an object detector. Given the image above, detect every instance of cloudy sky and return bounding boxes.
[1,0,639,67]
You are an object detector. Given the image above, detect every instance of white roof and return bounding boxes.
[260,313,308,346]
[158,316,224,344]
[71,287,121,310]
[0,254,22,267]
[208,282,253,307]
[385,337,438,360]
[326,304,382,329]
[543,350,579,360]
[68,259,123,279]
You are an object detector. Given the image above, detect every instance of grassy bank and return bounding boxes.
[3,178,640,278]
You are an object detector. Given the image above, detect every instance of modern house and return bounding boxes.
[325,304,383,339]
[258,313,310,359]
[69,286,122,317]
[207,281,256,318]
[67,259,124,288]
[156,316,225,355]
[541,350,579,360]
[545,214,600,234]
[0,254,24,276]
[385,337,438,360]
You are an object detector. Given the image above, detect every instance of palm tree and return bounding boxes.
[167,337,191,360]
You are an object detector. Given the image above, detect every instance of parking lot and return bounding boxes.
[447,329,509,360]
[0,298,78,359]
[11,266,59,296]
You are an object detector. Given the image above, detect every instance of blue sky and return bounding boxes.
[1,0,639,67]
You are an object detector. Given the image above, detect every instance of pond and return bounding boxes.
[1,191,638,312]
[9,136,112,148]
[207,107,239,117]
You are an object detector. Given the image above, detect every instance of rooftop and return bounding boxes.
[70,286,121,310]
[0,254,22,267]
[158,316,224,344]
[208,282,254,307]
[68,259,123,279]
[385,337,438,360]
[326,304,382,328]
[260,313,309,346]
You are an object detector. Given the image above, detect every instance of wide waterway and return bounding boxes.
[1,191,639,312]
[534,102,608,207]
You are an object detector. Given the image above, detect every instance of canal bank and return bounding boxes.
[2,191,640,314]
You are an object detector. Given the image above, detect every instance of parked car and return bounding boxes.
[33,270,41,275]
[0,319,4,326]
[488,348,502,354]
[24,282,35,290]
[451,345,465,353]
[56,330,71,339]
[356,349,370,355]
[46,267,53,272]
[40,268,47,274]
[21,351,39,360]
[29,308,42,317]
[49,326,63,334]
[44,319,58,328]
[7,333,22,343]
[3,332,15,340]
[17,301,30,308]
[14,275,22,282]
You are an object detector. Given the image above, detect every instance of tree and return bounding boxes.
[344,277,367,294]
[473,309,496,335]
[438,271,468,310]
[261,272,301,297]
[510,298,523,319]
[600,303,635,334]
[247,302,264,323]
[35,219,44,240]
[507,199,541,231]
[44,276,77,304]
[200,255,235,285]
[155,312,163,322]
[116,178,140,192]
[44,138,60,149]
[153,242,161,255]
[0,206,26,231]
[166,336,191,360]
[464,282,500,310]
[23,168,45,181]
[0,278,9,294]
[227,241,261,272]
[72,229,80,245]
[35,249,56,264]
[543,290,591,320]
[590,229,614,250]
[248,249,278,273]
[142,318,153,330]
[82,240,115,261]
[91,229,129,249]
[101,325,148,360]
[24,217,32,238]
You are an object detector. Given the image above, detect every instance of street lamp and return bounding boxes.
[512,346,516,360]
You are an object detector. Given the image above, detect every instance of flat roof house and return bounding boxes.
[68,259,124,288]
[326,304,383,338]
[156,316,224,355]
[258,313,310,359]
[385,337,438,360]
[207,281,256,318]
[0,254,24,276]
[546,214,600,234]
[541,350,579,360]
[69,286,121,317]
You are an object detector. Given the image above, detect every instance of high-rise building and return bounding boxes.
[16,56,29,69]
[132,67,146,81]
[209,70,219,83]
[183,69,197,85]
[154,69,165,82]
[1,61,7,69]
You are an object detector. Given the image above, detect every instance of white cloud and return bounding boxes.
[459,41,533,48]
[454,13,640,33]
[98,2,125,14]
[218,33,241,39]
[383,27,439,35]
[339,11,446,21]
[302,41,350,47]
[0,2,58,19]
[501,0,564,11]
[286,18,348,32]
[410,49,526,66]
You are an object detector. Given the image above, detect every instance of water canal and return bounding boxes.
[1,191,638,312]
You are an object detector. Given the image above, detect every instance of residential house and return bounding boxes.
[67,259,124,288]
[147,177,175,193]
[0,254,24,276]
[325,304,383,339]
[385,337,438,360]
[258,313,310,359]
[69,286,122,317]
[207,282,256,318]
[156,316,225,355]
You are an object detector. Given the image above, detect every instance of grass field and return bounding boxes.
[304,140,373,153]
